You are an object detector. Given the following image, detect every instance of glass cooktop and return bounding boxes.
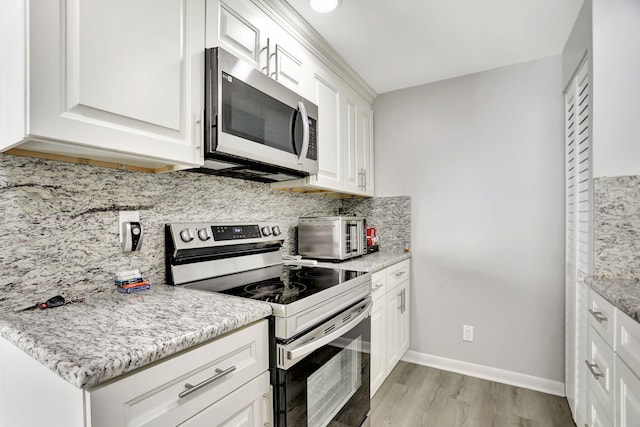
[185,264,366,305]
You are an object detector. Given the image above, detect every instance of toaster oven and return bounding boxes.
[298,216,367,261]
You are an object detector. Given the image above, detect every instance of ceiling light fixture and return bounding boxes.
[310,0,341,13]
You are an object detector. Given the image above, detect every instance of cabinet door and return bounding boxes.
[385,284,402,374]
[370,296,386,397]
[589,393,613,427]
[207,0,265,68]
[29,0,205,168]
[616,357,640,427]
[180,372,270,427]
[268,32,307,95]
[307,63,343,191]
[343,88,374,195]
[360,103,374,196]
[587,328,615,420]
[398,280,410,356]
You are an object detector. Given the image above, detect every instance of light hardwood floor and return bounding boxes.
[370,362,576,427]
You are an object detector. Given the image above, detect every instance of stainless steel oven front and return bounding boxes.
[274,298,372,427]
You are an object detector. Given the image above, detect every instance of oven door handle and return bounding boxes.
[286,300,372,363]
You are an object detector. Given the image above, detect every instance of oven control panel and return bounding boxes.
[167,222,285,250]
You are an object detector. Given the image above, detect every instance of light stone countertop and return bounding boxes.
[587,276,640,323]
[309,250,411,272]
[0,251,408,390]
[0,285,272,388]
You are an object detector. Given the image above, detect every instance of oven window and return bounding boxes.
[275,308,370,427]
[307,337,362,427]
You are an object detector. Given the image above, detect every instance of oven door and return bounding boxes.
[274,298,371,427]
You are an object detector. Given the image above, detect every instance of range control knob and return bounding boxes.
[261,226,272,237]
[272,226,281,236]
[180,229,196,243]
[197,228,212,241]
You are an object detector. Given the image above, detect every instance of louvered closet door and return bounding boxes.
[565,59,593,427]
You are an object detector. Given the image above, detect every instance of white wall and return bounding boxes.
[374,55,566,384]
[591,0,640,177]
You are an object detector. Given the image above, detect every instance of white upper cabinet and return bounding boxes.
[343,87,374,196]
[207,0,309,96]
[207,0,377,196]
[271,63,375,197]
[2,0,206,171]
[306,61,343,190]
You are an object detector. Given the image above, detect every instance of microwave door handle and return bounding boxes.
[296,101,310,165]
[286,300,372,364]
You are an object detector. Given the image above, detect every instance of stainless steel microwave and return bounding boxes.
[193,47,319,182]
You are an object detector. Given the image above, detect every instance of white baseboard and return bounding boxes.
[401,350,566,397]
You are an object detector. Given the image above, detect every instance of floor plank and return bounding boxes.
[370,362,576,427]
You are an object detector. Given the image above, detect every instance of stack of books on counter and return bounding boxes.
[115,269,151,294]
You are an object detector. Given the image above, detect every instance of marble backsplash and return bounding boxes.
[593,175,640,279]
[0,154,410,304]
[342,196,411,253]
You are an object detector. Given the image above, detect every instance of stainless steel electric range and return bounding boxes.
[165,222,372,427]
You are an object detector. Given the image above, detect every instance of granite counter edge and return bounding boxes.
[586,276,640,323]
[0,306,272,389]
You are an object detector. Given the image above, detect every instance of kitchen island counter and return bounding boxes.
[0,285,272,388]
[587,276,640,323]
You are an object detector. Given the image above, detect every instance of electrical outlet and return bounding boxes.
[463,325,474,342]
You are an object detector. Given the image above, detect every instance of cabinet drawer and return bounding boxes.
[386,259,410,290]
[589,290,615,348]
[371,269,386,301]
[180,371,270,427]
[616,309,640,377]
[87,320,268,427]
[587,327,615,421]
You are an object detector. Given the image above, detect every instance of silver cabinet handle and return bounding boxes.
[372,283,384,291]
[265,37,272,76]
[178,366,237,398]
[272,45,280,80]
[585,360,604,380]
[193,110,203,150]
[297,101,310,165]
[395,270,406,277]
[588,309,608,323]
[401,288,406,313]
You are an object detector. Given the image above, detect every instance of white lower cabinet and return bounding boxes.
[369,270,387,397]
[88,320,269,427]
[0,320,270,427]
[615,357,640,427]
[615,307,640,427]
[370,259,411,397]
[584,288,640,427]
[589,393,614,427]
[586,327,615,424]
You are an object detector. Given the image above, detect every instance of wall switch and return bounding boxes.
[463,325,474,342]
